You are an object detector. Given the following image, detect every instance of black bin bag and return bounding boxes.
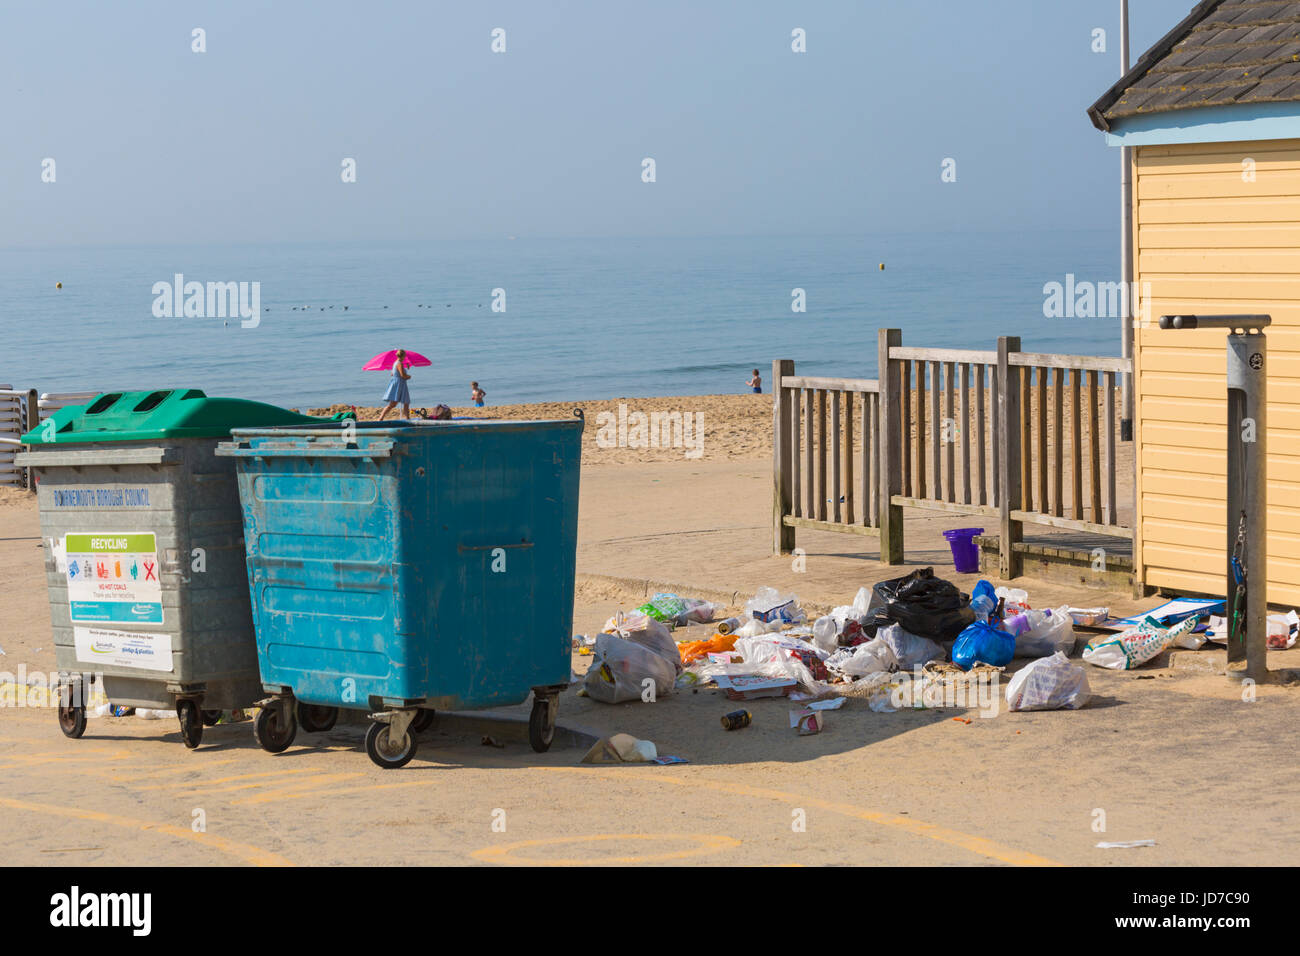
[866,567,974,641]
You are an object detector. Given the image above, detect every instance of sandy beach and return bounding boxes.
[309,394,773,464]
[2,394,1297,867]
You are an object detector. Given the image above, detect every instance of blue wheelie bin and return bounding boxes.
[215,416,583,768]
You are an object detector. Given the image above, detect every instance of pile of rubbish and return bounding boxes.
[575,579,1300,726]
[577,573,1095,720]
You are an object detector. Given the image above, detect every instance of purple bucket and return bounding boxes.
[942,527,984,574]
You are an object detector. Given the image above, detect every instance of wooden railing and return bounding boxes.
[0,388,38,488]
[773,330,1132,578]
[771,360,881,552]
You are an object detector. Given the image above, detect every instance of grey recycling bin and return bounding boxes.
[17,388,343,748]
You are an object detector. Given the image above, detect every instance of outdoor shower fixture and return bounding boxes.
[1158,314,1270,683]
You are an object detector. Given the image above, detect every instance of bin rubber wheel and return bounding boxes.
[253,704,297,754]
[58,703,87,740]
[410,708,435,734]
[201,709,224,727]
[298,704,339,734]
[365,721,417,769]
[529,697,556,753]
[177,700,203,749]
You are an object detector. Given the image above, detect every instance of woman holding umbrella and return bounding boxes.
[364,347,432,420]
[378,348,413,420]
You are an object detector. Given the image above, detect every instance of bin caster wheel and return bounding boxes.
[177,700,203,749]
[253,704,297,754]
[529,697,556,753]
[365,721,417,769]
[201,709,224,727]
[58,703,87,739]
[297,704,339,734]
[410,708,435,734]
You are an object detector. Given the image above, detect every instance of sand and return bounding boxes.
[309,393,773,465]
[1,396,1296,866]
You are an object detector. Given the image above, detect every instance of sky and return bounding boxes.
[1,0,1198,246]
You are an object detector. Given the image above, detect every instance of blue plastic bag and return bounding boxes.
[951,620,1016,670]
[970,579,997,622]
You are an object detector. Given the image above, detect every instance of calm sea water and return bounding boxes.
[0,232,1120,409]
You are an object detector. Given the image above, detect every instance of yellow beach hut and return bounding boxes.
[1088,0,1300,605]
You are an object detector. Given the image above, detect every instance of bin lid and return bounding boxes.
[21,388,352,444]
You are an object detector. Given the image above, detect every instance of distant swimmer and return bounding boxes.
[747,369,762,394]
[471,381,486,408]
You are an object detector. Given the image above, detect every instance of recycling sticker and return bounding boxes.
[64,532,163,624]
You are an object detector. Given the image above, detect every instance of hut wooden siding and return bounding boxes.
[1133,137,1300,605]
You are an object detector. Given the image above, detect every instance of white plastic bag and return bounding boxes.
[828,586,873,629]
[1068,607,1109,627]
[676,598,718,625]
[734,617,780,639]
[1014,607,1076,658]
[606,615,682,674]
[812,616,840,655]
[1005,652,1091,711]
[995,586,1030,615]
[1082,615,1198,670]
[877,622,944,668]
[830,638,897,678]
[583,633,678,704]
[743,587,806,626]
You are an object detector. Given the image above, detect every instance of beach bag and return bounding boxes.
[1082,615,1198,670]
[1006,653,1091,711]
[867,567,974,640]
[951,620,1016,671]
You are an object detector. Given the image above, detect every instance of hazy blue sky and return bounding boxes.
[2,0,1195,246]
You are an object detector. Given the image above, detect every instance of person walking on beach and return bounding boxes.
[747,369,762,394]
[378,348,413,420]
[470,381,486,407]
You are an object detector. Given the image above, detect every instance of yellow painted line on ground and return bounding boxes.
[471,833,741,866]
[0,797,293,867]
[538,768,1061,867]
[173,772,365,799]
[107,759,240,782]
[230,759,1058,866]
[227,773,369,805]
[0,748,134,771]
[132,767,318,792]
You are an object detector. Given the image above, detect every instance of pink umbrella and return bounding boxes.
[362,349,432,371]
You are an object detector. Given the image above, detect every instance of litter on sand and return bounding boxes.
[581,733,658,764]
[1096,839,1156,849]
[789,708,824,735]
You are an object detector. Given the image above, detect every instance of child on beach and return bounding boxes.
[378,349,412,420]
[470,381,486,407]
[747,369,762,394]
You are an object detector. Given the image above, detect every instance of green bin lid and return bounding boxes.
[21,388,353,444]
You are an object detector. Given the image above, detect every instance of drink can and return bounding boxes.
[717,617,742,635]
[720,709,751,731]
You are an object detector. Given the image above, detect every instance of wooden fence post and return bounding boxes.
[773,359,795,554]
[997,336,1023,579]
[23,389,38,490]
[877,329,904,563]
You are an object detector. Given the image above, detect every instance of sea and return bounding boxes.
[0,230,1120,409]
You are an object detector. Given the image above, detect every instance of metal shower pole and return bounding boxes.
[1159,315,1269,683]
[1120,0,1135,443]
